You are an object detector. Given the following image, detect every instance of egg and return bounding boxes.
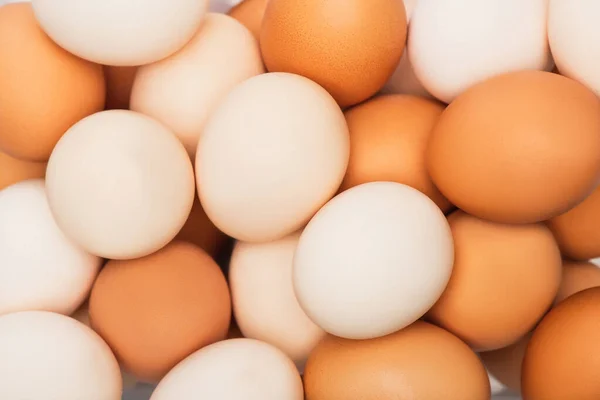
[548,186,600,260]
[304,321,490,400]
[45,110,195,260]
[260,0,407,108]
[30,0,209,66]
[427,71,600,224]
[0,179,102,316]
[549,1,600,96]
[89,241,231,383]
[104,66,137,110]
[227,0,268,40]
[340,94,451,212]
[409,0,551,103]
[0,151,46,191]
[0,3,105,162]
[554,260,600,304]
[131,13,264,157]
[522,287,600,399]
[150,339,304,400]
[0,311,121,399]
[229,232,325,371]
[196,72,349,242]
[480,332,532,393]
[293,182,453,340]
[427,211,562,351]
[175,197,227,258]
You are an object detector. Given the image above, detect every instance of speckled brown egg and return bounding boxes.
[303,321,490,400]
[554,260,600,304]
[340,94,451,212]
[427,71,600,224]
[0,151,46,191]
[260,0,407,108]
[522,287,600,400]
[228,0,268,40]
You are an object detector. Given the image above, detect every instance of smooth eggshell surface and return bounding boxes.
[427,71,600,224]
[554,260,600,305]
[0,3,105,162]
[522,287,600,400]
[304,321,490,400]
[229,232,325,371]
[31,0,209,66]
[151,339,304,400]
[131,13,264,157]
[260,0,407,108]
[196,72,349,243]
[293,182,453,340]
[89,242,231,383]
[480,332,532,392]
[0,179,102,316]
[104,66,137,110]
[45,110,195,260]
[340,94,451,212]
[428,211,562,351]
[409,0,551,103]
[0,311,121,399]
[227,0,268,40]
[0,151,46,191]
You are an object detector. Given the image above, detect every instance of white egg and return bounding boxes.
[409,0,551,103]
[293,182,454,340]
[30,0,209,66]
[0,179,101,316]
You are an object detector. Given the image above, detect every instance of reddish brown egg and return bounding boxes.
[227,0,268,41]
[104,66,137,110]
[554,260,600,304]
[175,197,227,257]
[427,71,600,224]
[260,0,407,108]
[0,151,46,191]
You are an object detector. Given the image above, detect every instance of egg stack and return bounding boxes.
[1,0,600,399]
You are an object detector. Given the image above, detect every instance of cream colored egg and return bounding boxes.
[196,72,349,242]
[229,232,325,372]
[0,179,101,316]
[0,311,121,399]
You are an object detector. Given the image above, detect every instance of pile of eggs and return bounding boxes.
[2,0,600,399]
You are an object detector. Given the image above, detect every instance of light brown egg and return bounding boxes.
[0,151,46,191]
[88,241,231,383]
[427,71,600,224]
[175,197,227,258]
[548,187,600,260]
[260,0,407,108]
[480,332,532,393]
[340,94,451,212]
[227,0,268,40]
[303,321,490,400]
[428,211,562,351]
[554,260,600,304]
[0,3,105,162]
[522,287,600,400]
[104,66,137,110]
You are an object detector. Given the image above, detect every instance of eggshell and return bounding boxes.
[260,0,407,108]
[549,1,600,96]
[229,232,325,371]
[554,260,600,304]
[409,0,551,103]
[0,151,46,191]
[89,241,231,383]
[0,311,121,399]
[151,339,303,400]
[0,3,105,162]
[428,211,562,351]
[0,180,101,316]
[227,0,268,40]
[304,321,490,400]
[104,66,137,110]
[427,71,600,224]
[548,187,600,260]
[31,0,209,66]
[340,95,451,212]
[131,13,264,157]
[175,197,227,257]
[480,332,532,393]
[293,182,453,340]
[522,287,600,400]
[196,73,349,242]
[45,110,195,260]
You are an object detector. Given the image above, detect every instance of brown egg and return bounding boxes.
[104,66,137,110]
[548,187,600,260]
[340,94,451,212]
[480,332,532,393]
[522,287,600,400]
[88,241,231,383]
[260,0,407,108]
[428,211,562,351]
[303,321,490,400]
[228,0,268,41]
[0,151,46,191]
[0,3,105,162]
[554,260,600,304]
[427,71,600,224]
[175,197,227,257]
